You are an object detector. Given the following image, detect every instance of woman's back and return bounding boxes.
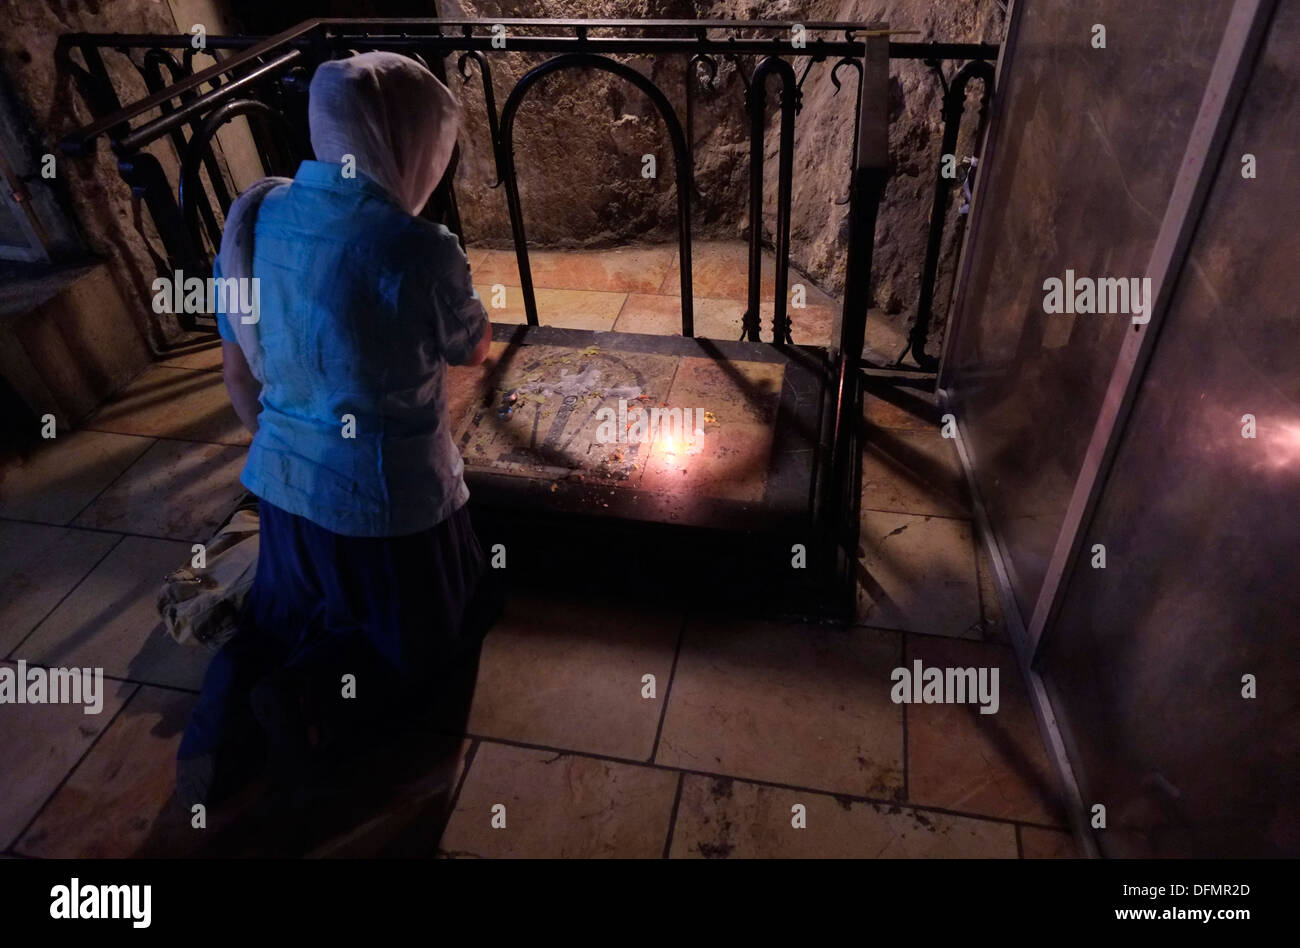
[218,159,488,538]
[181,52,492,812]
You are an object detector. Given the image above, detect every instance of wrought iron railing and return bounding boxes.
[54,19,996,598]
[55,18,995,360]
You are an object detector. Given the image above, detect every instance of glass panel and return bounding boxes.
[945,1,1232,618]
[1041,3,1300,857]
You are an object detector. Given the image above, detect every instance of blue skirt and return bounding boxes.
[180,498,488,760]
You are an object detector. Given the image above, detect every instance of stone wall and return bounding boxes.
[443,0,1006,342]
[1,0,186,350]
[0,0,262,354]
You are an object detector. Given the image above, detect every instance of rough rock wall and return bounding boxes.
[786,0,1003,337]
[443,0,737,249]
[0,0,194,350]
[446,0,1005,339]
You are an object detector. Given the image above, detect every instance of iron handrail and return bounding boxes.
[58,19,995,155]
[58,20,322,154]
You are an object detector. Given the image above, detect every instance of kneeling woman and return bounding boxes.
[179,52,494,804]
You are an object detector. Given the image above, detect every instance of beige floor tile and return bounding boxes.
[156,340,223,371]
[18,535,213,691]
[0,523,120,657]
[465,245,498,274]
[1020,825,1080,858]
[656,618,904,799]
[863,383,943,430]
[469,246,676,294]
[463,592,681,760]
[862,427,970,518]
[660,241,783,302]
[614,293,746,340]
[905,635,1066,826]
[439,741,678,858]
[535,246,677,294]
[856,511,982,638]
[466,247,522,288]
[664,240,836,294]
[88,364,248,446]
[626,297,835,350]
[15,685,195,858]
[655,241,759,301]
[669,774,1017,858]
[471,241,839,342]
[474,285,626,331]
[0,430,153,524]
[73,438,247,541]
[758,301,837,347]
[0,667,134,849]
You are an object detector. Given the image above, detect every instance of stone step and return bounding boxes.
[0,261,152,431]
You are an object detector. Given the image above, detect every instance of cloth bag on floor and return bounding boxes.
[157,503,260,650]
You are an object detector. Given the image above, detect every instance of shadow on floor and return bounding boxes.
[134,650,482,858]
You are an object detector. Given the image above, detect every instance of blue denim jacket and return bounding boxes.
[216,160,488,537]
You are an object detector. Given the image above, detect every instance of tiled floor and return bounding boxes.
[0,242,1075,858]
[468,240,878,353]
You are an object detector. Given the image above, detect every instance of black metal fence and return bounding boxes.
[54,19,995,600]
[55,18,994,358]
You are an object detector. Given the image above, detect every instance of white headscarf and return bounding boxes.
[307,51,463,216]
[217,52,462,380]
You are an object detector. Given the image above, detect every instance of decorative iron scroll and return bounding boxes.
[497,52,695,336]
